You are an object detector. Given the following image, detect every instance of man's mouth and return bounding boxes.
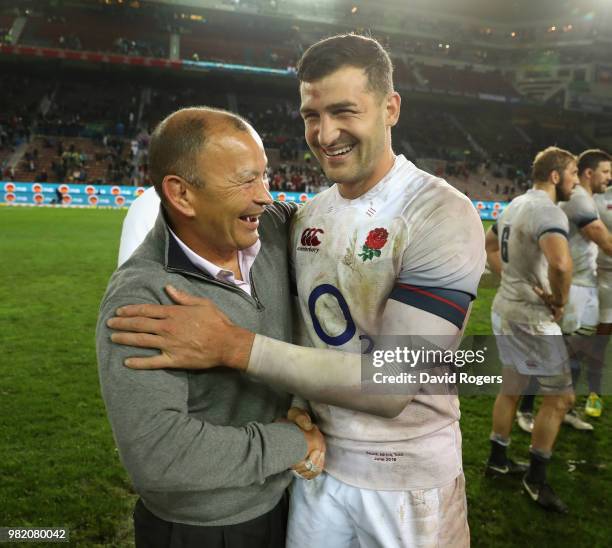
[322,144,355,159]
[239,214,262,229]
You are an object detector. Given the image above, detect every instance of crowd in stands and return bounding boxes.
[1,65,604,202]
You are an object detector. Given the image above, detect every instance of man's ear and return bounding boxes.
[550,170,561,186]
[385,92,401,128]
[162,175,196,217]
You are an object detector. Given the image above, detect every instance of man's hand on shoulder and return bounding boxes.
[106,285,254,370]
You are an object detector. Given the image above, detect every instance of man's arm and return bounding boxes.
[485,224,502,276]
[97,296,315,493]
[537,233,573,321]
[581,219,612,256]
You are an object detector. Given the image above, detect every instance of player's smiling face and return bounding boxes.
[300,66,400,199]
[188,127,272,257]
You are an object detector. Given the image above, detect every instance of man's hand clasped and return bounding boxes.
[285,407,325,480]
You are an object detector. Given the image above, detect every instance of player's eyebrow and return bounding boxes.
[300,101,358,116]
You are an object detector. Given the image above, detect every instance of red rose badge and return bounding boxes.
[358,228,389,261]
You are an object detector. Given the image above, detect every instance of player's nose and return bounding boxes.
[317,115,340,149]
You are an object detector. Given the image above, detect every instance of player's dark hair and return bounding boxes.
[149,107,248,204]
[532,146,576,183]
[297,34,394,98]
[577,149,612,176]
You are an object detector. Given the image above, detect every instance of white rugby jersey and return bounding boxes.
[492,189,570,324]
[290,155,485,490]
[595,187,612,272]
[561,185,600,287]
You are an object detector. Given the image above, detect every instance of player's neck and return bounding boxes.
[533,182,557,204]
[336,150,396,200]
[579,179,593,196]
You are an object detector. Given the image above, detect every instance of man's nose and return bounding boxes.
[254,178,273,205]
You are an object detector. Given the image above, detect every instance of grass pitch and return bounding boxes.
[0,207,610,547]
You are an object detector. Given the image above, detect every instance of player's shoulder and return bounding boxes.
[294,185,336,219]
[397,163,479,225]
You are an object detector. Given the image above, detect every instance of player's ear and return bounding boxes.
[162,175,196,217]
[385,92,401,127]
[550,169,561,186]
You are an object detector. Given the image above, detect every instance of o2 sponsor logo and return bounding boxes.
[308,284,356,346]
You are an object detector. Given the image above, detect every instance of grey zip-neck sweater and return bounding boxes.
[96,202,306,526]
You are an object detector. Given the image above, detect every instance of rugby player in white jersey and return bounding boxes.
[591,163,612,417]
[485,147,577,513]
[108,34,485,546]
[560,149,612,426]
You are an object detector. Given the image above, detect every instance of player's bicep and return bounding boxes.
[382,287,471,336]
[581,219,610,247]
[538,232,572,272]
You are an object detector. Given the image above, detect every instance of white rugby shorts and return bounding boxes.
[492,311,570,385]
[561,284,599,334]
[286,472,469,548]
[598,270,612,324]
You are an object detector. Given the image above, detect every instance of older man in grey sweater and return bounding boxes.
[96,107,324,548]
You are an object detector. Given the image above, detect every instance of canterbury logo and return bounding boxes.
[301,228,324,247]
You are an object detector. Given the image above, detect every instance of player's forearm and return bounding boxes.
[245,335,412,418]
[548,265,572,305]
[486,250,502,276]
[221,325,256,371]
[602,235,612,256]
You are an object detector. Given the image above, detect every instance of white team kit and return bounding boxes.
[288,155,485,547]
[595,187,612,323]
[491,189,571,387]
[560,185,601,334]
